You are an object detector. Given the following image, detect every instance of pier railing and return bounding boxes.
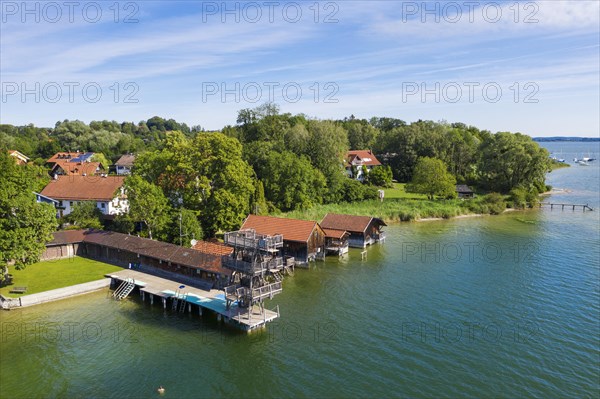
[539,202,594,211]
[251,281,282,301]
[224,230,283,250]
[223,256,284,274]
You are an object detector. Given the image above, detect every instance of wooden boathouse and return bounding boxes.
[240,215,327,264]
[320,213,386,248]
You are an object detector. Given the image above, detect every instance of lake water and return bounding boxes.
[1,142,599,398]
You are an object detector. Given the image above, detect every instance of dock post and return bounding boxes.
[150,294,154,305]
[162,297,166,309]
[188,303,191,313]
[141,291,145,301]
[199,306,202,316]
[573,205,575,211]
[562,205,564,210]
[551,204,553,210]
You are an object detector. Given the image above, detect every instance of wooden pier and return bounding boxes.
[539,202,594,211]
[106,270,279,331]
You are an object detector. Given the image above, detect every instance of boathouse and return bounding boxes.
[456,184,474,199]
[41,230,232,289]
[320,213,386,248]
[240,215,326,264]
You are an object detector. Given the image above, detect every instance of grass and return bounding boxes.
[278,197,474,223]
[0,256,122,298]
[383,183,428,200]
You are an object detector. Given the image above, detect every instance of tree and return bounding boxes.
[160,208,203,247]
[478,132,550,193]
[91,153,111,170]
[367,165,393,187]
[64,202,103,229]
[261,151,326,211]
[124,175,170,239]
[406,157,457,200]
[0,152,57,269]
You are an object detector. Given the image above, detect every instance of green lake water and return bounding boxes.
[1,142,599,398]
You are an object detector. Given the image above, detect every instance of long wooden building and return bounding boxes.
[42,230,232,289]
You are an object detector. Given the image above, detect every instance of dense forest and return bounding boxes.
[1,103,551,245]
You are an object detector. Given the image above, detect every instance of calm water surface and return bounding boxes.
[1,142,599,398]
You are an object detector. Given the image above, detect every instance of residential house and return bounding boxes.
[51,160,103,176]
[345,150,382,181]
[320,213,386,248]
[240,215,326,265]
[456,184,474,199]
[8,150,29,165]
[114,154,136,175]
[39,175,128,218]
[35,192,59,207]
[47,151,103,176]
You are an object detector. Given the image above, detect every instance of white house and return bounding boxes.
[114,154,136,175]
[39,175,128,218]
[344,150,382,181]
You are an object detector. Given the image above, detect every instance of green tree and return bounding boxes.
[124,175,170,239]
[261,151,327,211]
[64,202,103,229]
[478,132,550,193]
[0,152,57,269]
[160,208,203,247]
[367,165,393,187]
[406,157,457,200]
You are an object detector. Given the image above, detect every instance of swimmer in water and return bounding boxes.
[157,386,165,394]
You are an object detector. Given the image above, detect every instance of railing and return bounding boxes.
[251,281,282,301]
[373,231,386,241]
[224,230,283,250]
[223,256,284,274]
[136,264,214,291]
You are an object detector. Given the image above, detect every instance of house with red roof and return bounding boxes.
[240,215,326,265]
[39,175,128,218]
[344,150,382,181]
[321,213,386,248]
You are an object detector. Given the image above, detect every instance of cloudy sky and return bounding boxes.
[1,0,599,136]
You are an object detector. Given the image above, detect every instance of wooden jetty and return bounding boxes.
[539,202,594,211]
[106,269,279,331]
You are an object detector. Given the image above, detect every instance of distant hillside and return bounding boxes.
[534,137,600,142]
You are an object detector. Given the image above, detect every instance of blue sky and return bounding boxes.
[1,0,599,136]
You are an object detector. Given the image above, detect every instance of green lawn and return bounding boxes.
[0,256,122,298]
[383,183,428,200]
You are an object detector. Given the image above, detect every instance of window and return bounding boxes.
[69,201,73,207]
[101,203,106,209]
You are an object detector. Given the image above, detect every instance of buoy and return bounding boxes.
[157,386,165,395]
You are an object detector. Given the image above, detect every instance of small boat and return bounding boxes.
[577,160,589,166]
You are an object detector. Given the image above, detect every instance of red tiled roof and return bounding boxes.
[51,160,102,175]
[40,175,125,201]
[346,150,381,166]
[322,228,348,239]
[241,215,319,243]
[48,229,87,245]
[321,213,386,233]
[193,241,233,256]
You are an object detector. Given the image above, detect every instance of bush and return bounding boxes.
[340,179,379,202]
[367,165,393,187]
[509,188,528,209]
[525,188,540,208]
[483,193,507,215]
